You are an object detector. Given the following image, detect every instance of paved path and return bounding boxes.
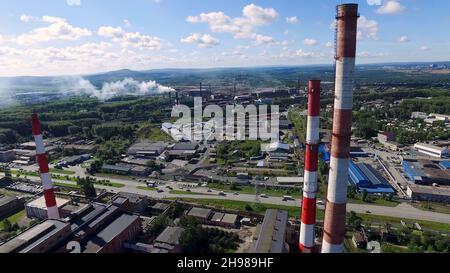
[4,172,450,224]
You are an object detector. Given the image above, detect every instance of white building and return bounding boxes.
[414,143,449,158]
[25,196,70,220]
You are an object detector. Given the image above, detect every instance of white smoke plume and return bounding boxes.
[65,77,175,100]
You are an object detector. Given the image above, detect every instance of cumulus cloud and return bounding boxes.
[16,16,91,45]
[420,46,430,51]
[98,26,162,50]
[186,4,277,43]
[398,36,409,43]
[357,16,379,40]
[181,33,219,48]
[123,19,131,28]
[286,16,299,24]
[376,1,406,14]
[67,0,81,6]
[325,41,333,48]
[303,38,318,46]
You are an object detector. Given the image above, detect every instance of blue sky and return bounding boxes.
[0,0,448,76]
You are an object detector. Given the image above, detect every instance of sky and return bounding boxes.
[0,0,448,77]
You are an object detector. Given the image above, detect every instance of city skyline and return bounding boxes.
[0,0,449,76]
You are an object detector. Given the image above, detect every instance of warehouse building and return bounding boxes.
[253,209,289,253]
[0,196,23,219]
[403,160,450,185]
[0,220,72,253]
[0,150,15,163]
[348,161,394,194]
[152,226,185,253]
[407,185,450,203]
[127,141,168,159]
[83,213,141,253]
[439,160,450,170]
[186,207,213,224]
[414,143,449,158]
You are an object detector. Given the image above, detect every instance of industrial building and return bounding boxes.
[348,161,394,194]
[403,160,450,185]
[25,196,71,220]
[152,226,185,253]
[114,192,148,214]
[414,143,449,158]
[127,141,168,159]
[83,213,141,253]
[0,196,23,219]
[0,219,72,253]
[0,150,15,162]
[253,209,289,253]
[407,184,450,203]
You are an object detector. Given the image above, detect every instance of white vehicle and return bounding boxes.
[283,196,293,200]
[260,194,268,198]
[316,200,325,205]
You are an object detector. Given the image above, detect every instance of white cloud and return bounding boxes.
[186,4,278,43]
[325,41,333,48]
[254,34,274,45]
[181,33,219,48]
[303,38,318,46]
[16,16,92,45]
[286,16,299,24]
[98,26,162,50]
[20,14,37,22]
[376,1,406,14]
[420,46,430,51]
[66,0,81,6]
[357,16,379,40]
[398,36,409,43]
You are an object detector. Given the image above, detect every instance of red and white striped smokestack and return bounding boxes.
[321,3,359,253]
[31,113,60,220]
[299,79,321,253]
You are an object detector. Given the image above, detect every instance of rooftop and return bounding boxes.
[26,196,70,210]
[187,207,213,219]
[83,213,139,253]
[172,142,199,151]
[155,226,185,246]
[0,196,18,207]
[253,209,288,253]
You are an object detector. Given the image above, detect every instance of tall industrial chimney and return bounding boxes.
[299,79,321,253]
[31,114,60,220]
[321,3,359,253]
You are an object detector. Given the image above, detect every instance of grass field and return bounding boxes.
[207,183,300,198]
[137,186,158,191]
[50,168,76,175]
[169,190,210,196]
[171,198,313,218]
[358,214,450,233]
[0,210,26,229]
[413,202,450,215]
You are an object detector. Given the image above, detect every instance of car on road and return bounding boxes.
[233,192,239,195]
[316,200,325,205]
[186,189,191,192]
[207,189,212,193]
[218,191,226,196]
[260,194,268,198]
[157,189,164,193]
[366,210,372,214]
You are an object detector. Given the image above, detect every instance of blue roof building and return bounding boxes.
[348,161,394,194]
[402,161,427,184]
[439,160,450,170]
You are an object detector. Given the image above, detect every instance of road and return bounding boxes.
[5,169,450,225]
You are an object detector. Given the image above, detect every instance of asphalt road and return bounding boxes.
[4,171,450,225]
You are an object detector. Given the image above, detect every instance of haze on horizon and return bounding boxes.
[0,0,449,77]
